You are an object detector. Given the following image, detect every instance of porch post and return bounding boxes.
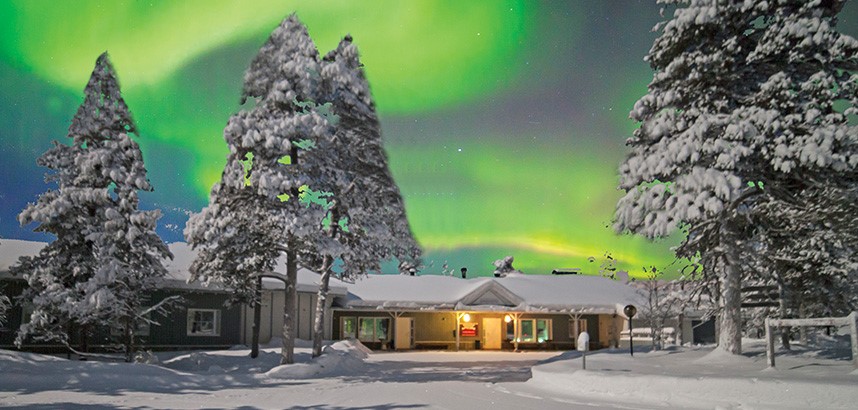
[765,317,775,368]
[455,312,461,352]
[849,312,858,369]
[514,313,520,352]
[569,313,581,349]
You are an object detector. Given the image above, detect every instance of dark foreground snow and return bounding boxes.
[1,338,856,409]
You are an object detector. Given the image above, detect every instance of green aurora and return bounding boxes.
[4,1,853,276]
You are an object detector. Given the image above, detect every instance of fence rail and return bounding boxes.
[764,312,858,369]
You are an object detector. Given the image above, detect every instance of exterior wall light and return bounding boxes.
[504,314,512,323]
[462,313,471,323]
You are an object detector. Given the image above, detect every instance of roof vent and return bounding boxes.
[551,268,581,275]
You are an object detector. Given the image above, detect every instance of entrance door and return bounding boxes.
[395,317,414,350]
[483,318,502,349]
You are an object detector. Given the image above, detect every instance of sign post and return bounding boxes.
[624,305,637,357]
[577,331,590,370]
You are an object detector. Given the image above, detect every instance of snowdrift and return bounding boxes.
[266,339,370,379]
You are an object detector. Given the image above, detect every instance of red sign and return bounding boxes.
[460,324,479,337]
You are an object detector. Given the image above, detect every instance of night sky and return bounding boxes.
[3,1,857,277]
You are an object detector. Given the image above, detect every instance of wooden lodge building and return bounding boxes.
[330,273,642,351]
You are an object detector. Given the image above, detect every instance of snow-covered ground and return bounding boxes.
[1,338,856,409]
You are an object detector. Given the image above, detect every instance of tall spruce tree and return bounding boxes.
[186,15,332,365]
[304,35,422,357]
[188,17,422,362]
[615,1,858,354]
[15,52,172,361]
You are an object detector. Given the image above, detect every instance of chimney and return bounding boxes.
[460,267,467,279]
[409,268,416,276]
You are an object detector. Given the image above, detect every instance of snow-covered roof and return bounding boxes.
[0,239,42,273]
[0,239,348,296]
[164,242,348,295]
[339,273,645,315]
[340,275,494,309]
[495,273,644,314]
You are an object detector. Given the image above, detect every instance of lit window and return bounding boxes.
[341,317,357,339]
[536,319,552,343]
[376,318,390,340]
[513,319,553,343]
[187,309,220,336]
[520,320,535,342]
[358,317,390,342]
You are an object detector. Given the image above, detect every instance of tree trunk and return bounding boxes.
[799,301,808,346]
[279,145,300,365]
[67,322,74,360]
[80,323,89,358]
[281,242,298,365]
[312,256,333,358]
[718,230,743,355]
[312,206,340,359]
[676,312,684,346]
[251,276,262,359]
[124,317,134,363]
[779,282,791,350]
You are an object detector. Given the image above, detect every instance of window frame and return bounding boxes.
[187,308,221,337]
[357,317,391,342]
[535,318,553,343]
[341,316,357,339]
[512,318,553,343]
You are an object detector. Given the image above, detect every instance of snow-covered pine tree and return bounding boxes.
[615,1,858,355]
[185,178,284,305]
[755,184,858,320]
[15,52,172,361]
[303,35,422,357]
[185,14,332,365]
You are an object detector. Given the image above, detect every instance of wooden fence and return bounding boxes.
[764,312,858,369]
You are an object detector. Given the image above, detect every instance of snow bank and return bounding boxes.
[0,348,66,365]
[527,346,858,410]
[265,339,369,379]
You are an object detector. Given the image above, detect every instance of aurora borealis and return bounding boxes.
[3,1,857,277]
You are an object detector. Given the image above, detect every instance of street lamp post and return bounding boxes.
[624,304,637,357]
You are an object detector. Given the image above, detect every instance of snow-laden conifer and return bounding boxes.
[303,35,422,357]
[616,1,858,354]
[754,185,858,321]
[188,17,422,362]
[185,15,332,365]
[15,53,172,360]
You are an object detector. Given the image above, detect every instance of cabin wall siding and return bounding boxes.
[331,310,611,351]
[1,284,241,350]
[0,279,26,346]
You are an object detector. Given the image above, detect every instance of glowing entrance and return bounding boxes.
[483,317,502,350]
